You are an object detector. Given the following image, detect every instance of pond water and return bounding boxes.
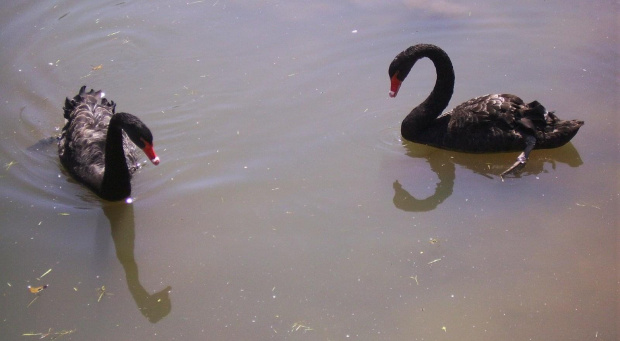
[0,1,617,340]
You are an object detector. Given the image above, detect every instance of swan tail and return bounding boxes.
[537,117,584,149]
[101,98,117,114]
[63,86,115,120]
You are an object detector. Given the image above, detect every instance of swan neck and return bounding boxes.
[101,115,131,200]
[404,46,454,116]
[425,49,455,114]
[400,45,455,139]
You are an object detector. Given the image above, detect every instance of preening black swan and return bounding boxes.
[388,44,584,178]
[58,86,160,201]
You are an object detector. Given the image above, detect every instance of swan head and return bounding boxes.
[389,45,441,98]
[115,112,160,166]
[388,51,415,98]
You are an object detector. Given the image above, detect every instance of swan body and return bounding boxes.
[58,86,159,200]
[389,44,584,178]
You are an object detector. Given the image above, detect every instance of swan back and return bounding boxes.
[390,44,584,153]
[58,86,138,193]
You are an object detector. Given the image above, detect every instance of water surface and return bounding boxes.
[0,1,617,340]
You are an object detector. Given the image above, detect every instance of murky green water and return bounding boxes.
[0,1,617,340]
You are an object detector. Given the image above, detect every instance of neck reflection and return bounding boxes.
[103,203,172,323]
[392,142,583,212]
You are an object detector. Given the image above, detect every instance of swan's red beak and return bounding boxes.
[141,141,160,165]
[389,73,402,98]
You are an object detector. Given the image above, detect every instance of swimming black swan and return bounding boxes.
[58,86,160,201]
[388,44,584,178]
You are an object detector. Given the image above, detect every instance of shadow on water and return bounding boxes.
[26,136,59,153]
[102,203,172,323]
[393,141,583,212]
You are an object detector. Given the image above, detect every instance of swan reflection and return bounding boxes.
[393,141,583,212]
[103,203,171,323]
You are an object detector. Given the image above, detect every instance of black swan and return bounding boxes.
[58,86,160,201]
[388,44,584,178]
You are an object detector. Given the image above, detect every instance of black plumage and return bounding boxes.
[58,86,160,200]
[389,44,584,178]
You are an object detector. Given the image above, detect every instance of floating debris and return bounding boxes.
[427,258,442,265]
[37,268,52,280]
[28,284,48,294]
[96,285,113,302]
[4,161,17,171]
[23,328,75,339]
[575,202,601,210]
[291,322,313,333]
[26,285,48,308]
[27,297,39,308]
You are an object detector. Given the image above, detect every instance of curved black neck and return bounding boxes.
[401,45,455,138]
[100,114,131,201]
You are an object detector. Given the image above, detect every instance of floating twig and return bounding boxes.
[37,269,52,281]
[96,285,113,302]
[23,328,75,339]
[26,295,39,308]
[4,161,17,171]
[291,322,313,333]
[427,258,442,265]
